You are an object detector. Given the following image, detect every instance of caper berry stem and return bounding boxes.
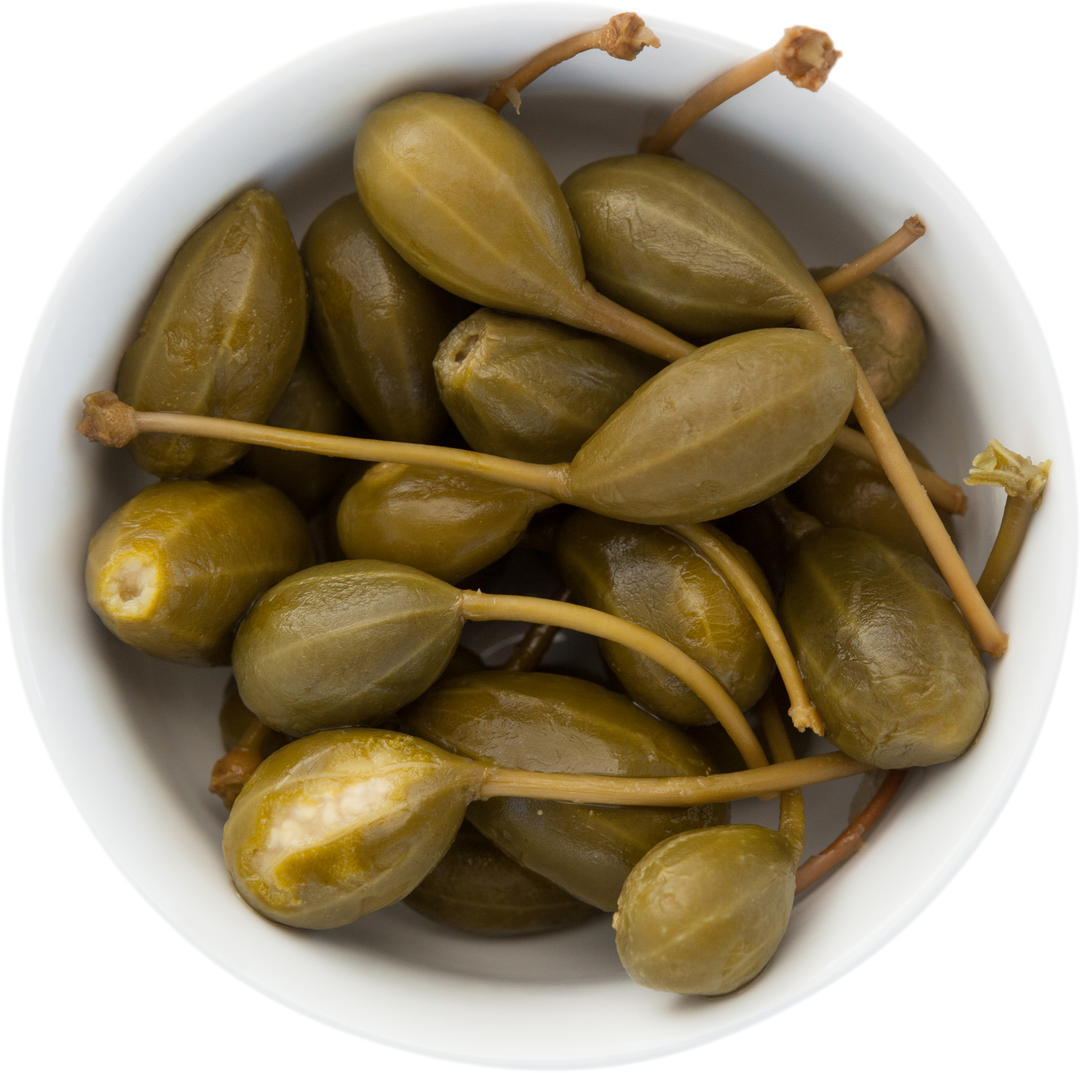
[641,26,840,156]
[501,587,572,672]
[78,391,569,500]
[209,717,269,809]
[816,217,926,297]
[566,284,695,362]
[671,522,823,735]
[794,769,906,893]
[460,591,769,769]
[834,426,967,515]
[478,750,870,806]
[964,439,1052,607]
[847,365,1008,655]
[758,691,805,860]
[484,13,659,113]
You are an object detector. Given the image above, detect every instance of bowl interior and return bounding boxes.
[5,5,1074,1067]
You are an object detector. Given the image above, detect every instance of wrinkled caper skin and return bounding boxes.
[563,155,835,343]
[812,269,927,410]
[405,822,597,935]
[780,528,989,767]
[615,825,797,995]
[218,677,291,755]
[435,310,662,463]
[116,189,307,478]
[566,328,855,524]
[399,671,728,911]
[235,349,357,516]
[232,560,463,736]
[557,511,773,724]
[302,194,471,443]
[790,436,955,563]
[336,463,555,584]
[86,476,315,666]
[224,728,485,929]
[354,93,590,321]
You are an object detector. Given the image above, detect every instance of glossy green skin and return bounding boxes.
[399,671,729,911]
[405,822,597,935]
[302,194,470,443]
[791,436,955,564]
[566,328,855,524]
[780,528,989,767]
[232,560,463,736]
[218,677,291,754]
[235,349,356,516]
[354,93,590,322]
[563,155,836,343]
[812,269,927,410]
[116,189,307,478]
[86,476,315,666]
[336,463,554,584]
[435,309,662,464]
[557,511,773,724]
[616,825,797,995]
[224,728,485,929]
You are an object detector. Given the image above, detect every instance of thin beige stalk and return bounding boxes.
[758,692,805,859]
[565,284,695,362]
[478,751,870,806]
[501,587,572,672]
[833,426,967,515]
[461,591,769,770]
[77,391,569,501]
[816,217,926,297]
[671,522,822,735]
[642,26,840,156]
[485,13,659,113]
[964,440,1052,607]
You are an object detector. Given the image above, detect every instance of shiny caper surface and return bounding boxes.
[563,155,833,343]
[116,189,307,478]
[790,435,955,563]
[435,310,661,463]
[86,476,315,666]
[232,560,463,736]
[224,728,484,929]
[336,463,554,584]
[780,528,988,767]
[235,348,357,516]
[813,268,927,410]
[565,328,856,524]
[302,193,470,442]
[556,511,773,724]
[354,93,588,320]
[399,670,728,911]
[405,822,597,935]
[615,825,796,995]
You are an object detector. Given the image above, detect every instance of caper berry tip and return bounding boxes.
[78,391,139,447]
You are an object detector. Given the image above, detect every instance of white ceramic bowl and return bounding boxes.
[5,4,1074,1066]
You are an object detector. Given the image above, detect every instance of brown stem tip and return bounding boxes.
[775,26,841,91]
[965,439,1052,503]
[209,746,263,810]
[598,12,660,59]
[77,391,139,447]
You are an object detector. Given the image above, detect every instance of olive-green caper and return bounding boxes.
[790,436,955,563]
[562,155,835,343]
[404,822,597,935]
[86,476,315,666]
[116,189,307,478]
[434,310,661,463]
[235,349,357,516]
[302,194,471,443]
[615,824,797,994]
[811,269,927,410]
[565,328,855,524]
[224,728,485,929]
[779,527,989,767]
[231,560,463,736]
[556,511,773,724]
[336,463,555,583]
[399,670,728,911]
